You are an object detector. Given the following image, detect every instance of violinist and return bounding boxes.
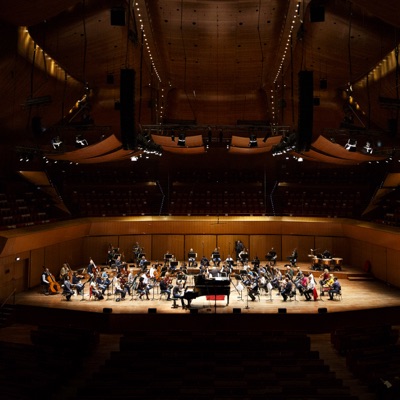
[318,269,331,295]
[72,272,85,295]
[114,275,127,300]
[62,275,75,301]
[90,280,104,300]
[159,273,173,300]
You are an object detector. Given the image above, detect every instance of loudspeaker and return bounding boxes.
[111,7,126,26]
[32,116,43,136]
[190,308,198,314]
[320,78,327,90]
[103,308,113,314]
[297,70,314,152]
[233,308,241,314]
[310,3,325,22]
[148,308,157,314]
[318,307,328,314]
[278,308,287,314]
[120,68,136,149]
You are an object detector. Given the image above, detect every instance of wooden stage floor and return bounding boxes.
[14,262,400,316]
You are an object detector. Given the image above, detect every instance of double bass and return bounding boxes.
[48,272,61,294]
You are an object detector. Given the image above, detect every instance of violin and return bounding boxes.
[48,272,61,294]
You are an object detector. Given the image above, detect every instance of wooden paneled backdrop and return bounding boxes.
[0,216,400,298]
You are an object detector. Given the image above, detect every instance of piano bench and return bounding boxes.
[171,298,180,308]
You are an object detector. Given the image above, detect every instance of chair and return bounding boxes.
[332,289,342,301]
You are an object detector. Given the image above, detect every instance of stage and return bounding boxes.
[6,261,400,335]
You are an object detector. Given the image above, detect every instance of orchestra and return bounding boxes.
[43,243,345,309]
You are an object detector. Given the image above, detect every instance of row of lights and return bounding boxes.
[270,2,301,125]
[134,2,166,124]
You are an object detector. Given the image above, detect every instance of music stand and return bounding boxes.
[188,252,196,259]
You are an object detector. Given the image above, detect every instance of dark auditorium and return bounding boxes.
[1,1,400,399]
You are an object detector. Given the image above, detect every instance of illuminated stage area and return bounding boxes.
[9,262,400,335]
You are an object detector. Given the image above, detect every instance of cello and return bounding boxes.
[48,272,61,294]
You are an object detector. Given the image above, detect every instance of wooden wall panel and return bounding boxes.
[30,248,45,287]
[216,235,250,260]
[59,238,84,270]
[249,235,282,262]
[152,235,185,262]
[118,235,151,263]
[184,235,216,262]
[84,236,115,267]
[282,235,315,263]
[387,249,400,287]
[44,243,63,278]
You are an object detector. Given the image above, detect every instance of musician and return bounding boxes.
[168,255,178,273]
[59,264,70,282]
[211,248,221,266]
[172,283,188,309]
[139,255,148,272]
[220,263,231,277]
[209,265,221,278]
[318,269,331,295]
[322,249,332,259]
[137,277,150,300]
[295,266,303,281]
[95,274,108,296]
[114,275,127,300]
[127,269,137,292]
[266,247,277,266]
[41,267,50,295]
[299,275,311,300]
[114,255,124,273]
[289,248,298,266]
[159,274,172,300]
[200,255,210,267]
[304,273,316,301]
[62,275,75,301]
[239,248,249,265]
[90,280,104,300]
[328,277,341,300]
[281,278,293,302]
[225,254,234,269]
[164,250,172,266]
[87,258,97,281]
[133,242,142,261]
[188,248,197,267]
[235,240,244,261]
[246,275,259,301]
[72,272,85,295]
[285,265,294,281]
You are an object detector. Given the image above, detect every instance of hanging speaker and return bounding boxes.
[111,7,126,26]
[120,68,136,149]
[297,70,314,152]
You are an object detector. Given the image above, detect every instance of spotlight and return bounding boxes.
[249,134,258,147]
[177,133,186,146]
[51,136,63,150]
[344,138,357,152]
[75,135,88,147]
[363,142,373,154]
[297,157,303,162]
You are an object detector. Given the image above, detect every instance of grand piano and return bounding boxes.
[184,274,231,307]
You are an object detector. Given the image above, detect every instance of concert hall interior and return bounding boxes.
[2,1,400,399]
